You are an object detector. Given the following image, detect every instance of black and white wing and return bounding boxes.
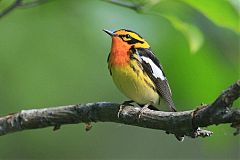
[136,48,177,112]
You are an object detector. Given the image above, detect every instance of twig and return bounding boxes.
[0,0,22,18]
[0,0,51,19]
[0,81,239,139]
[18,0,52,8]
[103,0,143,11]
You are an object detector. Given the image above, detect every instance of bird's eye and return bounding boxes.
[125,34,131,38]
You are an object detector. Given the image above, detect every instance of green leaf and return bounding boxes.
[105,0,239,54]
[180,0,240,32]
[164,15,204,53]
[139,0,205,53]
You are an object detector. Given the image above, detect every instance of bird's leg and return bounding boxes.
[138,102,153,119]
[117,100,134,118]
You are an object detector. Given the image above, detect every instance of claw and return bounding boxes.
[117,105,123,118]
[138,103,151,119]
[117,100,134,118]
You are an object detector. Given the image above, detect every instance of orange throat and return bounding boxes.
[108,37,131,66]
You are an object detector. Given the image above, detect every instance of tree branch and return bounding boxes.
[103,0,143,11]
[18,0,52,8]
[0,0,22,18]
[0,0,51,19]
[0,81,239,139]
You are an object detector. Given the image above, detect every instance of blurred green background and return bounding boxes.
[0,0,239,159]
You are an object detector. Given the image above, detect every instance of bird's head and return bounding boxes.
[103,29,150,49]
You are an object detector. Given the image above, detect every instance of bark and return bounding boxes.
[0,81,239,139]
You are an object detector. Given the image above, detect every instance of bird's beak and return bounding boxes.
[103,29,117,37]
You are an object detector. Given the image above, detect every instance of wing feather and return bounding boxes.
[136,48,176,111]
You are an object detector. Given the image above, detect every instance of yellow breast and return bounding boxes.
[110,60,160,106]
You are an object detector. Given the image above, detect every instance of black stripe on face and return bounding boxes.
[114,29,143,39]
[119,35,144,45]
[126,38,144,44]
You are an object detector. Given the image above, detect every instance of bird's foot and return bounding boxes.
[117,100,134,118]
[138,103,151,119]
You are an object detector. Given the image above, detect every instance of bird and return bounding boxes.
[103,29,184,141]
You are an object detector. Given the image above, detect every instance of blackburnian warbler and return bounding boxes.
[104,29,184,141]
